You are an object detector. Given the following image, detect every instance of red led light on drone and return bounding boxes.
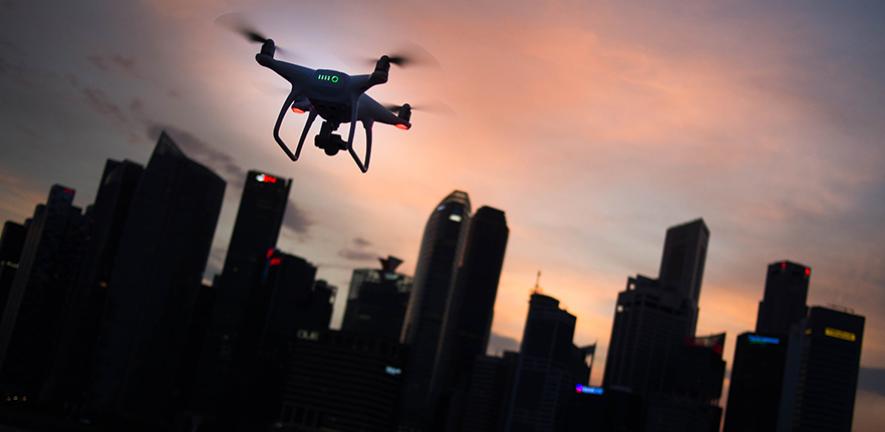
[291,107,305,114]
[805,267,811,277]
[396,123,409,130]
[269,257,282,267]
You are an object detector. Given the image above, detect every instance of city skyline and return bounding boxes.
[1,1,884,428]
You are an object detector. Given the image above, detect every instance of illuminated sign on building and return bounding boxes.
[385,366,402,376]
[255,173,278,184]
[747,335,780,345]
[575,384,604,395]
[296,329,320,341]
[824,327,856,342]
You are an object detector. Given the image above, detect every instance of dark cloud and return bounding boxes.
[86,54,139,78]
[80,87,128,125]
[338,237,377,262]
[487,332,520,355]
[859,367,885,397]
[283,199,312,235]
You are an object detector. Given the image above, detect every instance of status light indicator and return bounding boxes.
[824,327,856,342]
[748,335,780,345]
[269,257,282,267]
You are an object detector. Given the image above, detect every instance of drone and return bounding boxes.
[233,25,418,173]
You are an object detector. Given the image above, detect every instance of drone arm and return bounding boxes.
[273,91,298,161]
[348,120,373,174]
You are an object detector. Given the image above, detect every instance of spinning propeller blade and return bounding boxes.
[384,102,455,116]
[216,13,290,56]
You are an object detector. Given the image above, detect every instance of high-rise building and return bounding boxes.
[399,190,471,430]
[603,275,694,394]
[603,219,710,394]
[43,159,144,405]
[756,260,810,335]
[0,221,27,323]
[87,132,225,427]
[777,306,864,432]
[0,185,84,402]
[504,292,592,432]
[278,330,406,432]
[434,206,509,392]
[192,168,291,419]
[234,249,318,430]
[560,386,644,432]
[461,352,519,432]
[723,333,788,432]
[342,256,413,341]
[657,219,709,333]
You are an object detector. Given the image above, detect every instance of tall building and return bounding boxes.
[603,275,694,394]
[399,190,471,430]
[461,352,519,432]
[43,159,144,405]
[434,206,509,388]
[234,249,318,430]
[756,261,810,335]
[278,330,405,432]
[777,306,864,432]
[87,132,225,428]
[723,333,787,432]
[603,219,710,394]
[0,185,84,402]
[192,168,291,419]
[504,292,592,432]
[657,219,709,333]
[342,256,413,341]
[0,221,27,323]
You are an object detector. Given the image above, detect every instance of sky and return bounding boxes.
[1,0,884,428]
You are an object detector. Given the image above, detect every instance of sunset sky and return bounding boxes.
[1,0,883,428]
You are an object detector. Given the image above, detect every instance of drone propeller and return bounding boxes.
[384,102,454,116]
[216,13,290,56]
[363,44,439,69]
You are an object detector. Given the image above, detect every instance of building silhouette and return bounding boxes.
[777,306,864,432]
[342,256,413,341]
[603,219,710,394]
[87,132,225,428]
[432,206,509,428]
[192,168,291,422]
[0,221,26,324]
[724,333,787,432]
[0,185,84,402]
[504,292,592,432]
[278,330,405,432]
[461,352,519,432]
[44,159,144,406]
[725,260,810,432]
[399,190,471,430]
[756,261,810,335]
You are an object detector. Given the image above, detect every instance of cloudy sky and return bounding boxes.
[1,0,883,428]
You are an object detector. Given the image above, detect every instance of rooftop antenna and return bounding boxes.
[533,270,542,295]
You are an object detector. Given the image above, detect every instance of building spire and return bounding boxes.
[533,270,542,294]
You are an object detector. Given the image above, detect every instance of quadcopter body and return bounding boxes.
[254,40,412,173]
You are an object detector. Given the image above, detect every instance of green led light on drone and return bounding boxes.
[317,74,339,83]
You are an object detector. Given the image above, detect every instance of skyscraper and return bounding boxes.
[777,306,864,432]
[603,275,694,394]
[756,260,810,335]
[0,221,26,323]
[87,132,225,427]
[724,333,787,432]
[657,218,709,333]
[504,292,592,432]
[342,256,413,341]
[603,219,710,394]
[431,206,509,427]
[437,206,509,382]
[192,168,291,420]
[44,159,144,405]
[399,190,471,430]
[0,185,84,402]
